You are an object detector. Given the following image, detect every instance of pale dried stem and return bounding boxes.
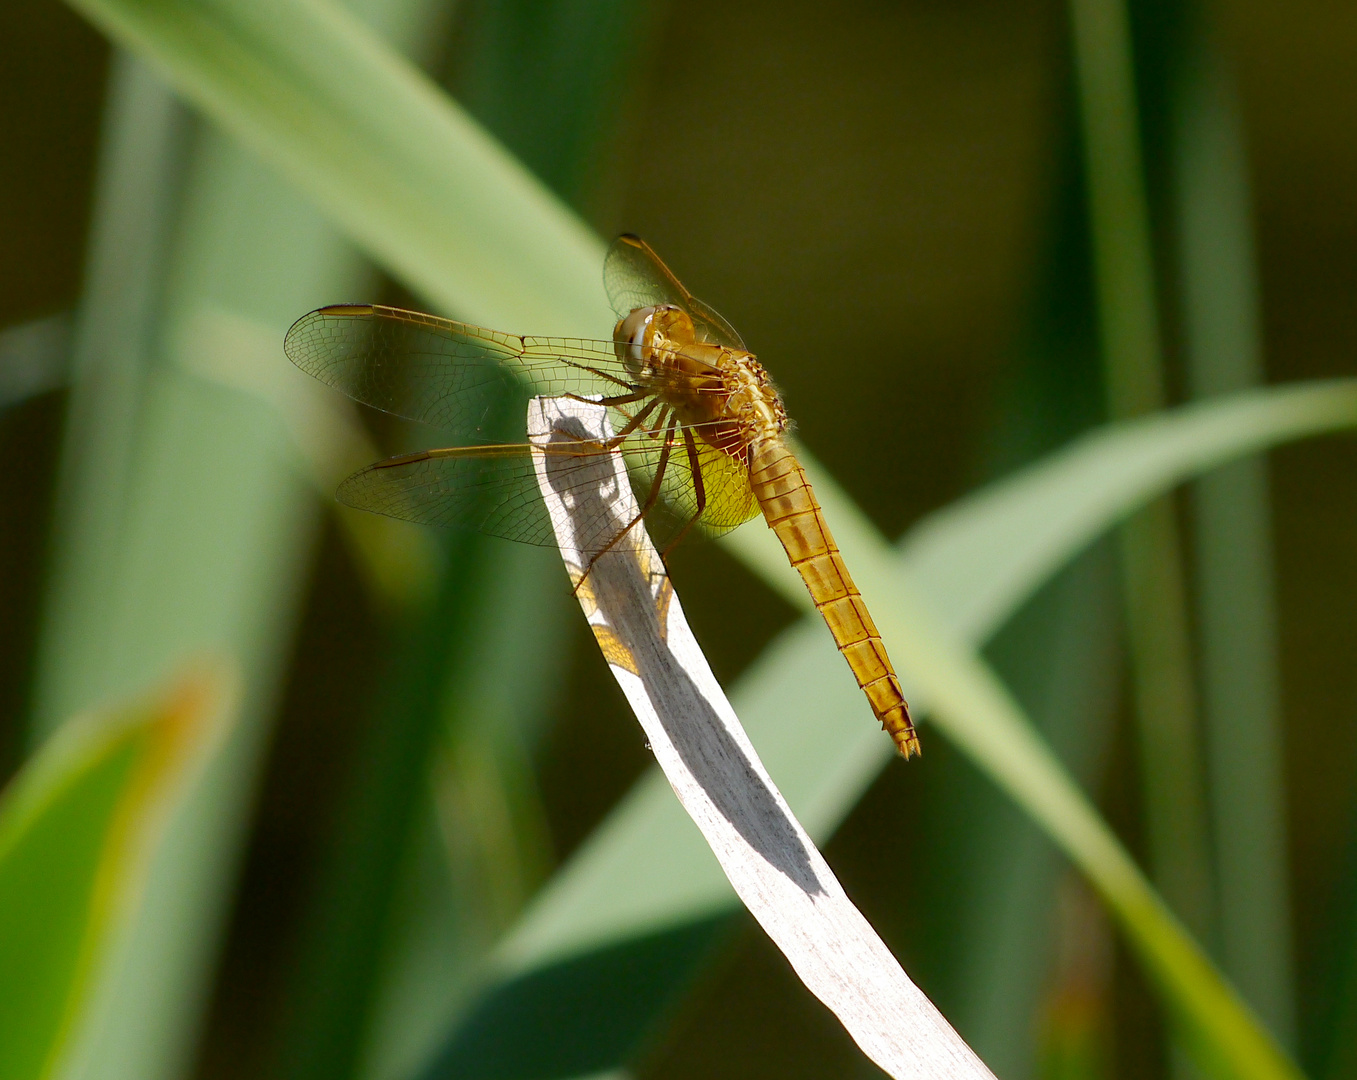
[529,397,994,1080]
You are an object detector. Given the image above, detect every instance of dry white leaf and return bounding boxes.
[529,396,994,1080]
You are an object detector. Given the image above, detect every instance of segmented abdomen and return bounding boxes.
[748,438,919,758]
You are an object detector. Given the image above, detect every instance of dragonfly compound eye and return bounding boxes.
[613,304,690,374]
[614,307,654,372]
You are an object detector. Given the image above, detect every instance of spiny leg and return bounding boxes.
[573,411,678,595]
[557,391,657,452]
[635,404,671,445]
[556,356,634,390]
[553,397,658,461]
[662,426,707,557]
[605,398,660,448]
[643,404,674,440]
[586,411,676,567]
[562,388,647,409]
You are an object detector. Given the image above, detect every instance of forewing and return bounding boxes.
[603,235,746,351]
[285,304,630,437]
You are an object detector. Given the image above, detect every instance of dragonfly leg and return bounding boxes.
[561,388,647,409]
[573,412,678,596]
[662,426,707,557]
[558,388,652,446]
[557,357,634,390]
[643,405,673,440]
[605,398,660,448]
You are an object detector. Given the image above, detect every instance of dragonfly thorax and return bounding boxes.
[614,302,786,457]
[721,353,789,448]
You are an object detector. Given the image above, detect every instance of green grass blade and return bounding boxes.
[896,380,1357,644]
[33,6,442,1078]
[1068,0,1215,955]
[332,8,643,1075]
[1066,0,1162,415]
[860,562,1286,1080]
[0,667,231,1080]
[932,175,1119,1075]
[926,548,1122,1076]
[1175,30,1296,1042]
[353,543,570,1080]
[281,528,491,1080]
[64,0,609,337]
[31,54,186,739]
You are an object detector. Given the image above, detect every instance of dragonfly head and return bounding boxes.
[613,304,696,376]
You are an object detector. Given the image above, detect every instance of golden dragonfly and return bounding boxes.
[285,235,919,758]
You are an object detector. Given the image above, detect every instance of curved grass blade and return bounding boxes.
[33,6,452,1080]
[0,665,232,1080]
[1175,28,1295,1042]
[63,0,609,339]
[1069,11,1216,1068]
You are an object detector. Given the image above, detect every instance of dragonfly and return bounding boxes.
[285,235,919,758]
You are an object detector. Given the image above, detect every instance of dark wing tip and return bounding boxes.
[318,303,376,317]
[616,233,642,245]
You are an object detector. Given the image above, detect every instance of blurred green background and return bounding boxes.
[2,0,1356,1078]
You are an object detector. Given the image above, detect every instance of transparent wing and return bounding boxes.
[335,421,760,553]
[603,235,746,350]
[289,299,758,550]
[337,443,558,546]
[284,304,637,437]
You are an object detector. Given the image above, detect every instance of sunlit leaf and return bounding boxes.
[0,665,232,1080]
